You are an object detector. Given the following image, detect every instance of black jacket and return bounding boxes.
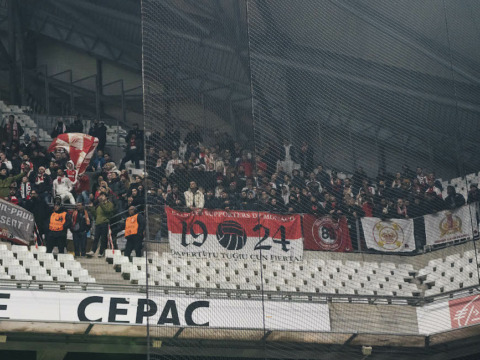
[444,193,466,210]
[71,210,91,233]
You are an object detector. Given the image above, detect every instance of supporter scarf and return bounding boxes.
[20,182,31,199]
[36,174,44,184]
[130,138,136,147]
[72,210,90,227]
[6,121,19,140]
[57,176,63,184]
[66,169,77,183]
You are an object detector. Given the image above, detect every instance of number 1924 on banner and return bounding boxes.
[165,207,304,261]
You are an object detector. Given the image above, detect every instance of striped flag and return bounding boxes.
[47,133,98,174]
[107,224,114,254]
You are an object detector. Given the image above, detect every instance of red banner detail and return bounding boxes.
[449,294,480,329]
[303,215,352,252]
[166,207,302,240]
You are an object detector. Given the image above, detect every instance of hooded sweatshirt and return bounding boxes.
[65,160,78,185]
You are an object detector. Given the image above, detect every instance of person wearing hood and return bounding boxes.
[46,202,71,254]
[65,160,78,186]
[0,164,26,198]
[53,169,75,204]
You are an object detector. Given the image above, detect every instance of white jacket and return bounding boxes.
[53,176,73,196]
[184,190,205,209]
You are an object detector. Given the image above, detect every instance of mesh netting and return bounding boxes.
[141,0,480,358]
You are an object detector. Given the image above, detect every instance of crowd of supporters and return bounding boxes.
[0,115,146,254]
[1,113,478,252]
[144,124,476,222]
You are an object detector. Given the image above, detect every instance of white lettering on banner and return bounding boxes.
[424,206,474,246]
[0,290,330,331]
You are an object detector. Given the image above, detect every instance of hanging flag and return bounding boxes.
[361,217,415,252]
[34,223,42,248]
[166,207,303,261]
[48,133,98,175]
[424,205,474,246]
[303,215,353,252]
[107,224,114,254]
[0,199,35,245]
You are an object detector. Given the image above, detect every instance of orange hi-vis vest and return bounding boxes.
[125,214,139,237]
[49,212,67,232]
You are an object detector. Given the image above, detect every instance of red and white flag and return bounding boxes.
[166,207,303,261]
[48,133,98,174]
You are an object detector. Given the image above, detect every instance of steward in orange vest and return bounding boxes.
[46,203,71,254]
[124,206,145,258]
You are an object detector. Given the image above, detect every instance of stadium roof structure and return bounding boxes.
[2,0,479,174]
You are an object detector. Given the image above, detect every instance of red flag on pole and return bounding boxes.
[48,133,98,175]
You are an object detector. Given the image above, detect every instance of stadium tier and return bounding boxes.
[3,0,480,359]
[1,239,479,303]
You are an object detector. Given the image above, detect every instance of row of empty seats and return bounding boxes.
[106,250,420,304]
[418,250,480,297]
[0,243,99,291]
[0,100,127,145]
[1,240,479,302]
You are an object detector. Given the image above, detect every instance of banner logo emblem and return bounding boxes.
[311,217,343,251]
[373,221,406,250]
[439,211,462,237]
[216,221,247,250]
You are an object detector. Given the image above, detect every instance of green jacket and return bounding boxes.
[93,200,115,225]
[0,172,25,198]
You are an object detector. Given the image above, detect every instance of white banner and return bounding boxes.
[361,217,415,252]
[424,206,474,246]
[0,290,330,331]
[416,300,451,335]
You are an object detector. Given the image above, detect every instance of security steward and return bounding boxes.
[47,202,71,254]
[124,206,145,258]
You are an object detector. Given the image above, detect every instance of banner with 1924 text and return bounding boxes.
[166,207,303,261]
